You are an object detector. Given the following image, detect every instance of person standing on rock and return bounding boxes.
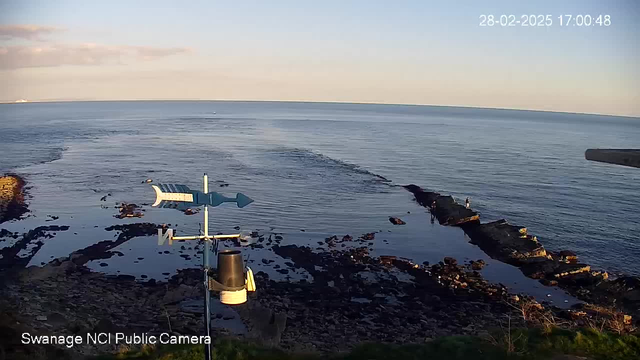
[465,197,470,209]
[430,200,437,222]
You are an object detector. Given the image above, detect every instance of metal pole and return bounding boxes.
[203,173,212,360]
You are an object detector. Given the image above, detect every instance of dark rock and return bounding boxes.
[521,258,590,279]
[557,250,578,263]
[1,225,72,270]
[389,217,406,225]
[114,203,144,219]
[361,233,375,241]
[325,235,338,247]
[183,208,199,216]
[540,278,559,286]
[47,312,67,327]
[404,185,479,225]
[380,255,396,265]
[464,220,547,263]
[558,272,607,287]
[470,259,486,270]
[162,284,199,304]
[444,257,457,266]
[93,318,121,334]
[116,274,135,281]
[62,223,158,267]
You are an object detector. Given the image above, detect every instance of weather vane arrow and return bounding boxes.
[151,183,254,209]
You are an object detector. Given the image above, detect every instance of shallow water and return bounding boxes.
[1,101,639,305]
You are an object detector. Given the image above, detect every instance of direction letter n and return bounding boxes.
[158,228,174,246]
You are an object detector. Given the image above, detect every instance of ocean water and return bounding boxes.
[1,101,639,304]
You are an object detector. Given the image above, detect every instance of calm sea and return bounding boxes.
[1,101,638,304]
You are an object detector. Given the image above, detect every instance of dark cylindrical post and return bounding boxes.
[204,238,211,360]
[217,250,244,288]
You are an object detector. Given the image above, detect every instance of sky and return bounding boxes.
[0,0,638,116]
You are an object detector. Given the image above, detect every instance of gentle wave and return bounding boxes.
[269,147,392,184]
[41,146,67,165]
[1,146,68,173]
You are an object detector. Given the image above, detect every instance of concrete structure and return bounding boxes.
[585,149,640,169]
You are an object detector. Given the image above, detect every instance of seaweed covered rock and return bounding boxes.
[389,217,406,225]
[114,202,144,218]
[465,219,547,263]
[0,174,29,223]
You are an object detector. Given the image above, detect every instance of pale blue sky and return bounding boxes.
[0,0,638,116]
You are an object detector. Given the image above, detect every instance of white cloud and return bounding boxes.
[0,43,191,69]
[0,24,64,40]
[128,46,193,60]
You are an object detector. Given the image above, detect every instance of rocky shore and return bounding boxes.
[404,184,640,321]
[0,223,215,359]
[2,217,636,359]
[0,174,29,223]
[1,177,637,358]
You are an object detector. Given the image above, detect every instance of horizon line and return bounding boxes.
[1,98,638,120]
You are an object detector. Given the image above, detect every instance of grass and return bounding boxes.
[92,327,640,360]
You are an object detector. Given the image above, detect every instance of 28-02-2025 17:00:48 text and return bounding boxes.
[479,14,611,27]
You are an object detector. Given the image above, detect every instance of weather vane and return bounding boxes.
[151,173,255,360]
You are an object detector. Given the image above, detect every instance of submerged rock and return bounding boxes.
[183,208,199,216]
[114,203,144,219]
[389,217,406,225]
[0,225,70,271]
